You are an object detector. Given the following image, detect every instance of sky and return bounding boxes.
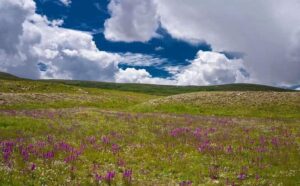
[0,0,300,88]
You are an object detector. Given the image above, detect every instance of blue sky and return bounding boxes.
[0,0,299,88]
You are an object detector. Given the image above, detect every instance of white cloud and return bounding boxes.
[24,15,121,81]
[119,52,166,67]
[0,0,39,78]
[115,68,173,85]
[175,51,249,86]
[2,0,296,87]
[155,46,164,51]
[155,0,300,86]
[104,0,159,42]
[0,0,168,83]
[116,51,250,85]
[115,68,150,83]
[59,0,71,7]
[104,0,300,86]
[0,0,253,86]
[0,0,35,53]
[0,0,119,81]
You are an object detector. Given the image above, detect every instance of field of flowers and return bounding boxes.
[0,79,299,185]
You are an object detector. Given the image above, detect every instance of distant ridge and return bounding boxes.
[0,71,291,96]
[51,80,291,96]
[0,72,23,80]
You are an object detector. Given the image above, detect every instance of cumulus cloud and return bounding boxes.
[0,0,167,83]
[0,0,119,81]
[104,0,300,86]
[0,0,39,78]
[104,0,159,42]
[25,16,120,81]
[1,0,287,87]
[156,0,300,86]
[0,0,252,86]
[116,51,249,85]
[175,51,248,85]
[115,68,173,85]
[0,0,35,53]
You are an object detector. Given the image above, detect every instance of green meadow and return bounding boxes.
[0,73,299,185]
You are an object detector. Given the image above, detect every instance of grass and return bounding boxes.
[0,80,158,110]
[46,80,291,96]
[1,79,298,119]
[0,73,299,185]
[0,109,299,185]
[0,72,23,80]
[133,91,300,119]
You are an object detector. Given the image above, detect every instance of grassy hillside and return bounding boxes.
[0,71,291,96]
[0,72,23,80]
[133,91,300,119]
[47,80,290,96]
[0,73,299,185]
[0,73,299,119]
[0,79,158,110]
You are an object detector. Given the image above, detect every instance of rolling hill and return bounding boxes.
[0,71,291,96]
[0,71,298,119]
[0,71,299,185]
[0,72,23,80]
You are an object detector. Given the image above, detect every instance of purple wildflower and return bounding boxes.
[255,174,260,180]
[30,163,36,171]
[238,167,248,180]
[87,136,96,144]
[117,158,126,167]
[179,181,192,186]
[170,128,190,137]
[227,145,233,153]
[55,141,74,152]
[36,141,46,148]
[105,171,115,184]
[123,169,132,182]
[43,151,54,159]
[102,136,110,144]
[3,151,10,162]
[256,146,267,153]
[193,128,202,138]
[47,135,54,143]
[19,146,29,161]
[64,154,77,163]
[271,137,279,147]
[64,147,83,163]
[198,141,211,152]
[259,136,267,145]
[111,144,120,154]
[2,141,14,164]
[238,173,246,180]
[209,127,217,133]
[26,144,36,154]
[95,173,103,182]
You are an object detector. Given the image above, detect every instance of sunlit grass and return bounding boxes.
[0,78,299,185]
[133,91,300,119]
[0,110,299,185]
